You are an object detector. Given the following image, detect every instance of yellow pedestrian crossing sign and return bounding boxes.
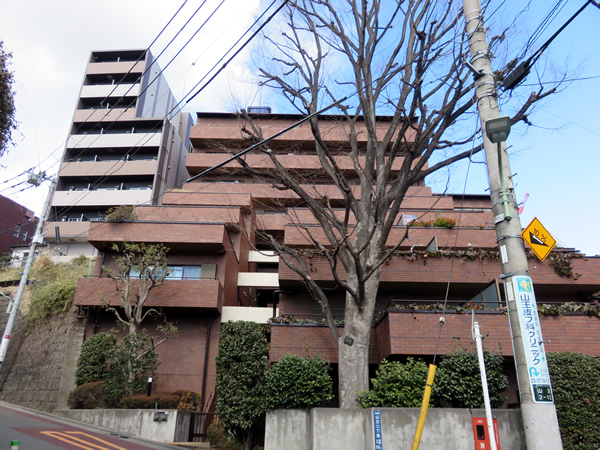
[521,217,556,261]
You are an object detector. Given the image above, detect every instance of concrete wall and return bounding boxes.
[265,408,525,450]
[54,409,190,443]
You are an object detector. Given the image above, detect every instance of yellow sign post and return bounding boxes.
[521,217,556,261]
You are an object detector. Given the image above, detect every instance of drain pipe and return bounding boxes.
[272,290,283,318]
[201,316,212,411]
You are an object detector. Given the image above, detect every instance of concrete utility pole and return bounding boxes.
[0,175,56,366]
[462,1,563,449]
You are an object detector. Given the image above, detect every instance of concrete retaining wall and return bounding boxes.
[265,408,524,450]
[54,409,190,443]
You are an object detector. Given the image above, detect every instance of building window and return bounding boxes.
[22,231,28,241]
[13,225,20,237]
[130,265,203,280]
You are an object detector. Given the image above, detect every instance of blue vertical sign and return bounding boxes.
[513,276,554,403]
[373,410,383,450]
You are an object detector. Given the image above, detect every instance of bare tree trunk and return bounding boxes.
[338,278,379,408]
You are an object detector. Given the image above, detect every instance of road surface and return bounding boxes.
[0,402,175,449]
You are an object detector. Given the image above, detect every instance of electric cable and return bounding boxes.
[431,117,479,366]
[51,0,285,221]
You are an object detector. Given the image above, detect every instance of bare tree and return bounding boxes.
[105,241,170,336]
[235,0,556,408]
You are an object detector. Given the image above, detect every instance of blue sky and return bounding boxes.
[1,0,598,255]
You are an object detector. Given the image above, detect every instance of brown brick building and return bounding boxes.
[73,112,600,410]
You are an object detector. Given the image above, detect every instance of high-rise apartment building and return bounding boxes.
[45,49,192,260]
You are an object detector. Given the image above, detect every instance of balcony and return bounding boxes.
[134,205,244,225]
[51,189,152,207]
[80,83,140,99]
[44,221,90,243]
[269,309,600,364]
[162,191,252,209]
[86,61,145,75]
[181,182,449,208]
[73,277,223,312]
[237,272,279,288]
[282,225,499,249]
[191,115,416,148]
[87,221,228,251]
[278,253,600,299]
[59,160,157,177]
[67,132,162,149]
[73,108,137,123]
[187,153,404,175]
[376,309,600,359]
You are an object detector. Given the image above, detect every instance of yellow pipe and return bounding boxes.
[411,364,437,450]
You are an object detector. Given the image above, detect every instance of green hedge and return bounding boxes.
[264,354,333,409]
[357,358,429,408]
[75,332,117,386]
[68,381,106,409]
[548,352,600,449]
[433,349,508,408]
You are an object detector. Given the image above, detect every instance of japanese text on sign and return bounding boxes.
[513,276,554,403]
[373,410,383,450]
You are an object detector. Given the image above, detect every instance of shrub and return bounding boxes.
[216,321,268,449]
[103,331,160,407]
[433,349,508,408]
[68,381,106,409]
[207,422,241,450]
[75,332,117,386]
[264,354,333,410]
[120,391,200,410]
[357,358,430,408]
[121,391,200,411]
[28,257,89,321]
[548,352,600,449]
[106,205,137,222]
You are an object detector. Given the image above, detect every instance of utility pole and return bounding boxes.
[0,174,56,366]
[462,1,563,448]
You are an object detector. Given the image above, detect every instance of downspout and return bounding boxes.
[272,290,283,318]
[201,316,212,412]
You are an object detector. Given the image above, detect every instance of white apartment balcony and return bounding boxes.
[86,61,144,75]
[51,189,152,207]
[248,250,279,263]
[237,272,279,288]
[221,306,278,324]
[67,132,162,149]
[80,83,140,99]
[73,108,137,122]
[59,160,157,177]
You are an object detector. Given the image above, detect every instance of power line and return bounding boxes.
[52,1,286,221]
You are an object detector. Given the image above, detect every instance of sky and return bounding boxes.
[0,0,599,256]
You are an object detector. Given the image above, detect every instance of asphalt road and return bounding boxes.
[0,402,175,449]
